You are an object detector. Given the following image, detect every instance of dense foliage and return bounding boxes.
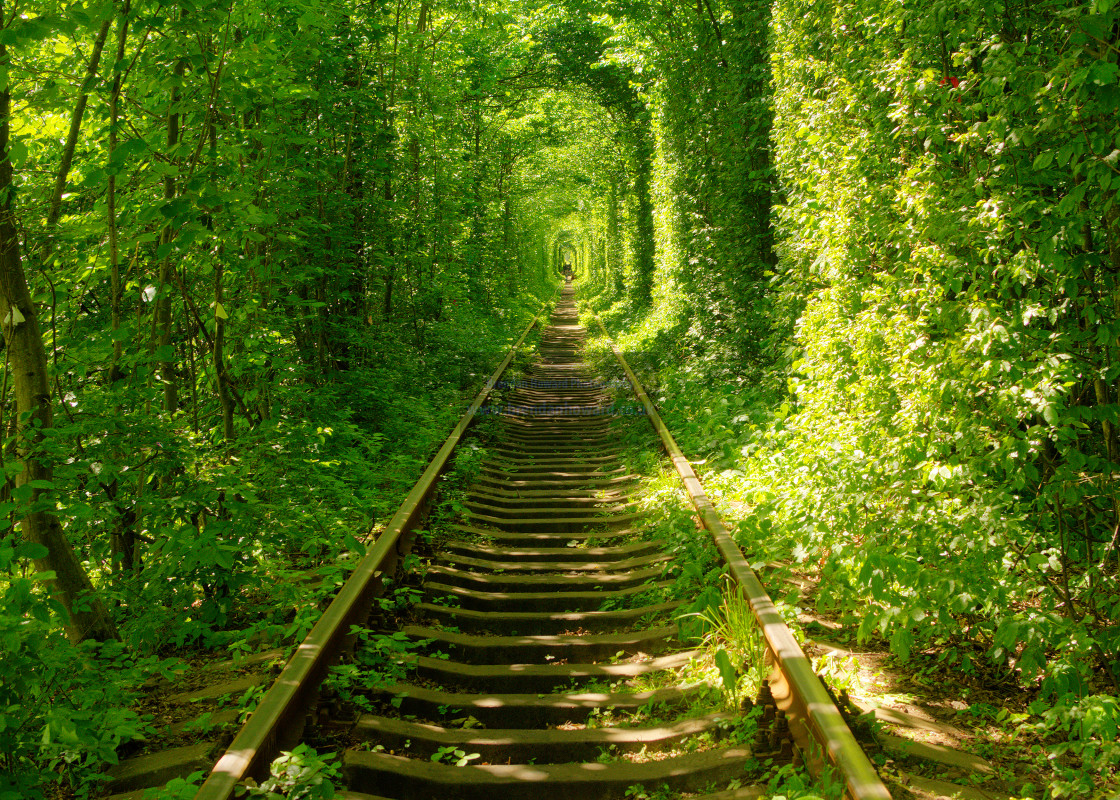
[766,0,1119,699]
[1,0,568,794]
[579,0,1120,796]
[3,0,1118,797]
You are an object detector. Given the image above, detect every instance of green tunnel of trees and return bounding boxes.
[1,0,1118,796]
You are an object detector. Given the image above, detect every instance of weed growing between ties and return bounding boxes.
[242,744,341,800]
[616,752,841,800]
[116,743,344,800]
[681,583,768,707]
[429,744,482,767]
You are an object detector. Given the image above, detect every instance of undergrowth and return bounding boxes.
[0,288,554,800]
[578,285,1120,798]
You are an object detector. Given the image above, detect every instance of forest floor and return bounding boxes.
[791,570,1071,800]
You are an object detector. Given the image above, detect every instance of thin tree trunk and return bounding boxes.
[0,21,119,643]
[214,259,234,440]
[108,0,131,380]
[203,95,235,440]
[154,53,187,415]
[380,0,407,319]
[45,13,114,230]
[631,130,656,306]
[608,178,623,295]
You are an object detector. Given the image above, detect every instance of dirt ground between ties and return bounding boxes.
[785,566,1098,800]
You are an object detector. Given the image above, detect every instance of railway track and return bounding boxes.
[338,288,765,799]
[107,281,892,800]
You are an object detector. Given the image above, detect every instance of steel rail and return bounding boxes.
[194,288,559,800]
[592,314,892,800]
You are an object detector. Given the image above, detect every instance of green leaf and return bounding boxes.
[15,542,48,560]
[31,600,52,624]
[5,139,28,169]
[714,648,738,693]
[890,628,913,662]
[108,138,148,169]
[1042,404,1058,425]
[81,166,107,188]
[993,620,1020,650]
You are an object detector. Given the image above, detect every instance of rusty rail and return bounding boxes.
[592,314,892,800]
[194,288,558,800]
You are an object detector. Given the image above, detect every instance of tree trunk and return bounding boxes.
[154,54,187,415]
[631,130,656,307]
[608,178,623,296]
[46,14,113,231]
[108,0,131,380]
[214,259,234,441]
[105,2,135,570]
[0,26,119,643]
